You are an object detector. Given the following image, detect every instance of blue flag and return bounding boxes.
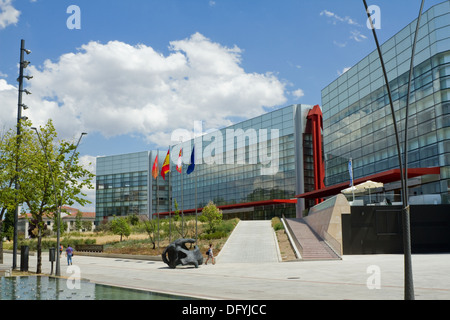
[187,146,195,175]
[348,158,353,186]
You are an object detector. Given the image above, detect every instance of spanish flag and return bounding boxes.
[151,155,159,179]
[161,149,170,180]
[176,149,182,173]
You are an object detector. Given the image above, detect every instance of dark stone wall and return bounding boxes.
[342,205,450,255]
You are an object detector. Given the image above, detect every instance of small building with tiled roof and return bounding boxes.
[18,206,95,238]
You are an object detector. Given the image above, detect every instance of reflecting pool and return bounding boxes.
[0,276,199,300]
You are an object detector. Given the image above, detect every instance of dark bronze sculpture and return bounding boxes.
[162,238,203,268]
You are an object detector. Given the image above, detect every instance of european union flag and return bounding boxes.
[187,146,195,175]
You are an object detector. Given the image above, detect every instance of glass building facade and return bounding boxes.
[96,104,316,223]
[95,151,170,224]
[321,1,450,202]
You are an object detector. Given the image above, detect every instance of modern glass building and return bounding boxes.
[96,104,325,223]
[319,0,450,204]
[96,1,450,224]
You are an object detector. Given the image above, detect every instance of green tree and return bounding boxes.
[82,220,93,232]
[19,120,95,273]
[52,215,68,234]
[75,210,83,232]
[111,216,131,242]
[142,216,158,249]
[0,121,32,263]
[200,201,223,234]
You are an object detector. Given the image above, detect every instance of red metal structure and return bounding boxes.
[305,105,325,205]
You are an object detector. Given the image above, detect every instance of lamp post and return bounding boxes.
[55,132,87,276]
[13,39,32,270]
[363,0,424,300]
[31,128,87,276]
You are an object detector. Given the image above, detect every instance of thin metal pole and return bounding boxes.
[168,146,172,243]
[156,150,159,250]
[195,165,198,242]
[32,129,86,276]
[13,40,26,270]
[180,144,184,237]
[55,132,86,276]
[402,0,425,301]
[363,0,415,300]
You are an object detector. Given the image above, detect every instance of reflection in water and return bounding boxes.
[0,276,198,300]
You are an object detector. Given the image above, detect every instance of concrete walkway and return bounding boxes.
[217,220,281,264]
[2,252,450,300]
[2,220,450,300]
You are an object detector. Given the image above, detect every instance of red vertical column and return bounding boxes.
[307,105,325,205]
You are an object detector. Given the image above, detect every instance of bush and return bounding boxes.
[271,217,284,231]
[199,231,227,240]
[16,237,96,251]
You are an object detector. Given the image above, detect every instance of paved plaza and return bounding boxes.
[2,221,450,300]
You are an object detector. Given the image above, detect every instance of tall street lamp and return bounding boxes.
[13,39,32,270]
[31,128,87,276]
[363,0,424,300]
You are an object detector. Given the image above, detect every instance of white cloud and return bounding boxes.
[333,40,347,48]
[0,33,287,148]
[350,30,367,42]
[338,67,351,76]
[0,0,20,29]
[78,155,97,213]
[320,10,360,27]
[321,9,368,46]
[0,79,18,129]
[292,89,305,99]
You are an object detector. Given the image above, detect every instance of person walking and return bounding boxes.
[59,244,63,257]
[66,245,74,265]
[205,243,215,265]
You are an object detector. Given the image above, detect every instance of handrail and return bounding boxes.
[281,214,303,259]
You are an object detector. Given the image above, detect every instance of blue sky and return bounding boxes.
[0,0,445,211]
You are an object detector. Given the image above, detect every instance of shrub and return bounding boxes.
[199,231,227,240]
[271,217,284,231]
[201,202,223,234]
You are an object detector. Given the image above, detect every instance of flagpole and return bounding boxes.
[195,165,198,242]
[168,145,172,243]
[156,150,160,250]
[349,158,355,202]
[187,146,197,243]
[181,145,184,238]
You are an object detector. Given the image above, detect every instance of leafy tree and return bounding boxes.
[111,216,131,242]
[19,120,94,273]
[0,121,32,263]
[75,210,83,231]
[52,215,68,234]
[142,216,158,249]
[81,220,93,232]
[127,213,140,226]
[1,210,15,241]
[200,201,223,234]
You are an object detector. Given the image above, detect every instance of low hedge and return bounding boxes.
[17,238,96,251]
[199,231,228,240]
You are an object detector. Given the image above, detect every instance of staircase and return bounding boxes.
[285,218,341,261]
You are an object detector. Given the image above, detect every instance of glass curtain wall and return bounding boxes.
[321,2,450,203]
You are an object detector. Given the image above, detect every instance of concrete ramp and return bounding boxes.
[217,221,280,264]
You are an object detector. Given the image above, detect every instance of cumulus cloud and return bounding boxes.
[0,0,20,29]
[0,33,287,148]
[79,154,97,212]
[292,89,304,99]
